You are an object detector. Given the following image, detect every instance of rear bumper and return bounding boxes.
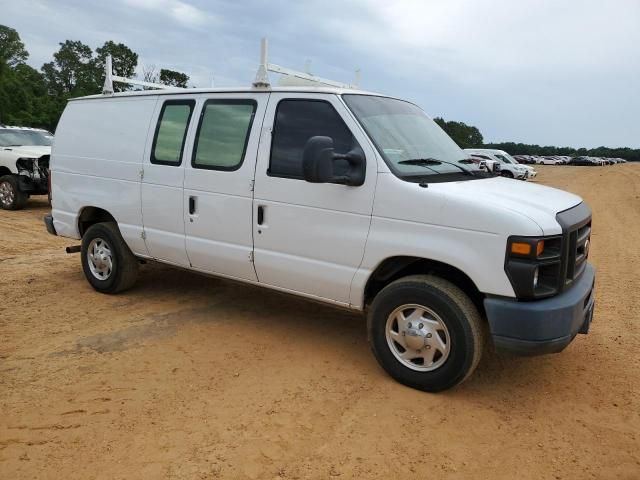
[44,214,57,236]
[484,263,595,355]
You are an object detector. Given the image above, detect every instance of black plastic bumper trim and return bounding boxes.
[484,263,595,356]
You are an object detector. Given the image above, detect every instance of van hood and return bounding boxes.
[442,176,581,234]
[2,145,51,157]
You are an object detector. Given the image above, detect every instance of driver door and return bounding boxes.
[252,93,378,305]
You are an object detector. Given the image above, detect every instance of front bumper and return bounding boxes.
[484,263,595,355]
[44,213,57,236]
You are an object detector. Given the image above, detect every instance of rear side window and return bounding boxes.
[269,99,359,179]
[192,100,257,171]
[151,100,195,166]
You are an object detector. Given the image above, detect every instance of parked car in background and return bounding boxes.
[513,155,535,164]
[490,149,537,179]
[0,126,52,210]
[458,157,487,172]
[464,149,529,180]
[536,156,561,165]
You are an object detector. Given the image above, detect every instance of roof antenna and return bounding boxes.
[253,38,271,89]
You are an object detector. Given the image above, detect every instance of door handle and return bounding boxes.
[257,205,264,225]
[189,196,197,215]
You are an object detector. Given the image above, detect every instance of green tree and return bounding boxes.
[41,40,97,96]
[95,41,138,92]
[0,25,28,66]
[160,69,189,88]
[434,117,483,148]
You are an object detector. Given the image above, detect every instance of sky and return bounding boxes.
[3,0,640,148]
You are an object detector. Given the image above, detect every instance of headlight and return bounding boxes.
[505,235,563,299]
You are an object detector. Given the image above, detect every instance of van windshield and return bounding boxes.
[342,95,486,182]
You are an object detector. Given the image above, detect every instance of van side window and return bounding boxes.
[192,100,257,171]
[269,99,360,179]
[151,100,195,166]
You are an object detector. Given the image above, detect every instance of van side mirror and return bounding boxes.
[302,136,365,187]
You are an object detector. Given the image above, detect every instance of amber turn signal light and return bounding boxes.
[511,242,531,255]
[536,240,545,257]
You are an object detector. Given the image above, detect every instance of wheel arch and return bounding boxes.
[363,256,486,316]
[0,166,14,177]
[77,206,118,237]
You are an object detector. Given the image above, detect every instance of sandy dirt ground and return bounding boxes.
[1,165,639,479]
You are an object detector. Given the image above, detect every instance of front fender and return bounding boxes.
[350,217,516,309]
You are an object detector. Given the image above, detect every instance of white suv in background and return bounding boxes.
[464,149,532,180]
[0,126,52,210]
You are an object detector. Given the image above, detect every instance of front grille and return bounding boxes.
[566,222,591,282]
[556,202,592,291]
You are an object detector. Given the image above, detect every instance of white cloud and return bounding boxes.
[121,0,215,28]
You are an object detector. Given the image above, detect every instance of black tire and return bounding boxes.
[81,222,139,294]
[501,170,514,178]
[367,275,485,392]
[0,175,28,210]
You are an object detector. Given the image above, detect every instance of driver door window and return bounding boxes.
[269,99,360,179]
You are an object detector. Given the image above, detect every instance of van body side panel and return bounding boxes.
[140,97,192,266]
[183,93,268,281]
[51,97,157,255]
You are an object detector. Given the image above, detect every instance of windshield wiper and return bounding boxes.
[398,158,476,176]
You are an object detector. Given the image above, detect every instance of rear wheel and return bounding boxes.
[81,222,139,294]
[0,175,28,210]
[367,275,485,392]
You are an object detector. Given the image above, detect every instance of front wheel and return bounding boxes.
[81,222,139,294]
[367,275,485,392]
[0,175,28,210]
[500,170,514,178]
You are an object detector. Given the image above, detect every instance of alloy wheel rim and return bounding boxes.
[0,182,14,206]
[87,237,113,280]
[385,304,451,372]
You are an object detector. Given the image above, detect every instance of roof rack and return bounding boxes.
[252,38,360,90]
[102,55,185,95]
[101,38,359,94]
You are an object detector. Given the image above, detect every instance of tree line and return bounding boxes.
[1,24,638,161]
[434,117,638,162]
[0,25,189,131]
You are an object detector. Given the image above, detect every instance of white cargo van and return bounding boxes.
[44,58,595,392]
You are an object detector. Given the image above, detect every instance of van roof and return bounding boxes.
[70,86,387,102]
